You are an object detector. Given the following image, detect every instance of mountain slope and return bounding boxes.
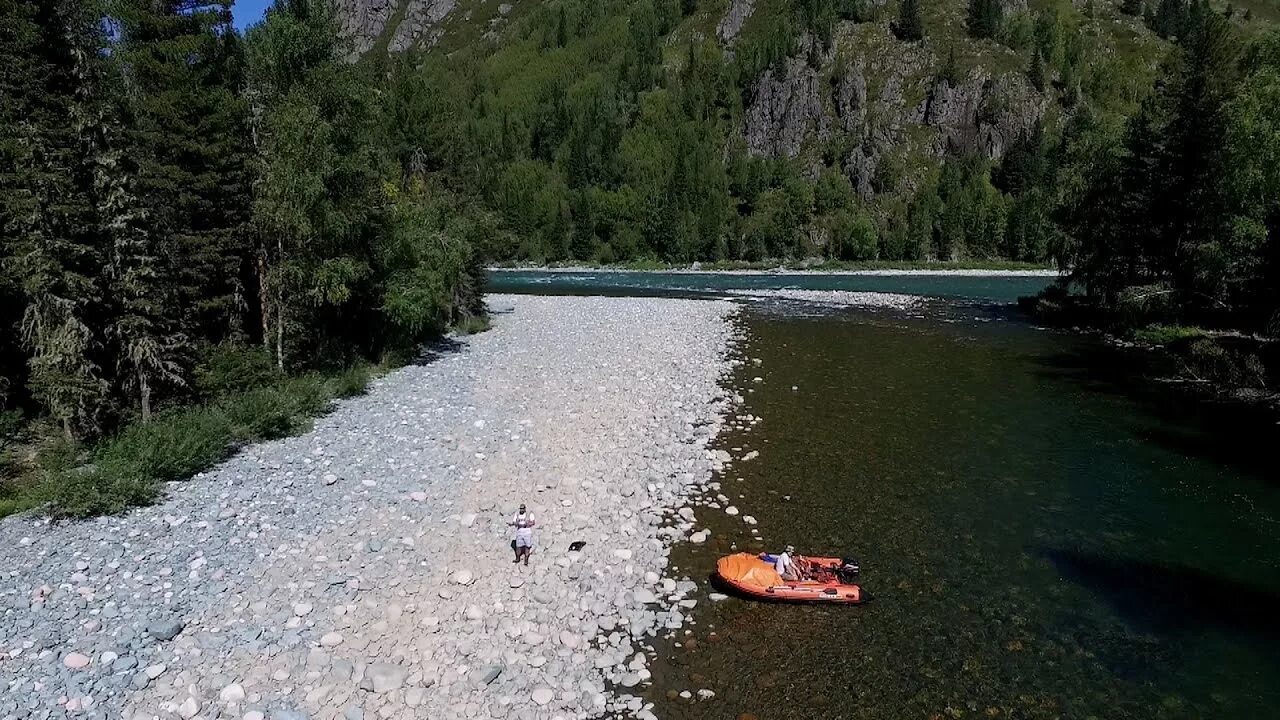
[325,0,1192,264]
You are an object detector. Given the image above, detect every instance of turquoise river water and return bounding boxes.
[489,270,1280,720]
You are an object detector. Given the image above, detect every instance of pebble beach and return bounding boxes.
[0,295,742,720]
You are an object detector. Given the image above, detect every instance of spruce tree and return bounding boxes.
[0,0,37,413]
[1159,0,1240,297]
[3,0,112,437]
[1154,0,1189,38]
[896,0,924,41]
[968,0,1004,39]
[1028,49,1048,92]
[115,0,253,352]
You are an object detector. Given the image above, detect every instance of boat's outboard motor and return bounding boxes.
[836,557,861,584]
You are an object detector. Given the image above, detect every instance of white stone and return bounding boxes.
[293,602,313,617]
[531,687,555,706]
[219,684,246,704]
[452,570,474,586]
[62,653,91,670]
[320,632,344,647]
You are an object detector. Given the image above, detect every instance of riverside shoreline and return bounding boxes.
[488,265,1060,277]
[0,295,740,720]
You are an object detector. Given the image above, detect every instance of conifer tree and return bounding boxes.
[895,0,924,41]
[4,0,112,437]
[1028,49,1048,92]
[115,0,253,346]
[967,0,1004,39]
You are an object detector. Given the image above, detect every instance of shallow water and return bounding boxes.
[650,310,1280,720]
[489,271,1280,719]
[486,269,1054,304]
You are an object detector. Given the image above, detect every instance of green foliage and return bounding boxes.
[194,344,280,399]
[452,315,493,336]
[815,168,856,214]
[1183,337,1268,387]
[95,406,234,484]
[1058,1,1278,333]
[828,210,880,260]
[28,361,370,518]
[895,0,925,41]
[968,0,1006,39]
[0,0,483,517]
[40,466,160,520]
[1132,324,1208,344]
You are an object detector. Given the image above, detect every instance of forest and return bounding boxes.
[391,0,1277,334]
[0,0,487,515]
[2,0,1278,515]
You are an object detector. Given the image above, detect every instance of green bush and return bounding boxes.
[452,314,492,336]
[41,466,160,519]
[330,365,373,398]
[1132,324,1207,345]
[194,343,279,399]
[220,387,298,441]
[277,375,332,417]
[1182,338,1268,388]
[828,210,880,261]
[28,363,365,518]
[0,409,21,440]
[96,407,234,484]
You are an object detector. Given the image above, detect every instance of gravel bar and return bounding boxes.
[0,295,739,720]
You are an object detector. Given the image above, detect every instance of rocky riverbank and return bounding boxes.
[0,295,740,720]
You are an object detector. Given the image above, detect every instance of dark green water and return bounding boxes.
[490,272,1280,719]
[651,311,1280,720]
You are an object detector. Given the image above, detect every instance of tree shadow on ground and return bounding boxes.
[1031,341,1279,484]
[1043,547,1280,659]
[410,336,466,366]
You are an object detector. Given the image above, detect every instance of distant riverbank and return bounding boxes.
[489,261,1060,277]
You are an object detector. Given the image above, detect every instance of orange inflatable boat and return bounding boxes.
[715,552,870,604]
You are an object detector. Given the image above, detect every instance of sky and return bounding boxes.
[232,0,272,31]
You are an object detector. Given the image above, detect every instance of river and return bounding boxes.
[491,270,1280,720]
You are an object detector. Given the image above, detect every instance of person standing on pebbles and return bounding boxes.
[510,503,536,565]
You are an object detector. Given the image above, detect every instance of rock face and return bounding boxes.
[920,71,1046,161]
[744,55,831,159]
[716,0,756,43]
[335,0,397,55]
[388,0,457,52]
[740,24,1046,187]
[334,0,458,55]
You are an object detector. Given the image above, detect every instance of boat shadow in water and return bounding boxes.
[1044,548,1280,659]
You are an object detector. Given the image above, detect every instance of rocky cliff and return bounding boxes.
[335,0,514,53]
[738,19,1047,197]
